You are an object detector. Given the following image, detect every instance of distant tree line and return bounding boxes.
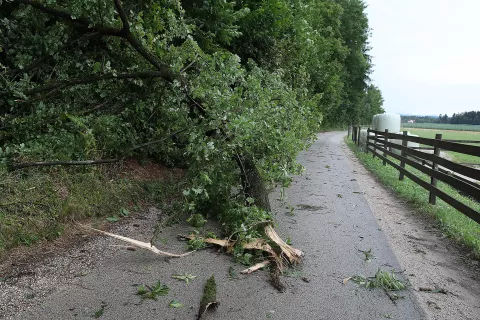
[401,111,480,125]
[438,111,480,125]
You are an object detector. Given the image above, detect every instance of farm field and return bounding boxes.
[402,123,480,131]
[402,128,480,165]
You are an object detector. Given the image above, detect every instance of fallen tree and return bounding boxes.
[1,0,374,286]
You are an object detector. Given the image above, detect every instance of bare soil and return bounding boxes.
[342,141,480,320]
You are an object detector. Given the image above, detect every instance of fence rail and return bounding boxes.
[349,126,480,224]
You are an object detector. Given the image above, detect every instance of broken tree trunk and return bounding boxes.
[236,155,271,212]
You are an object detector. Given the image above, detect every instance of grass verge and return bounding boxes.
[0,162,185,256]
[344,136,480,259]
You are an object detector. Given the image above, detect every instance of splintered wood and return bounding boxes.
[178,235,236,253]
[180,225,303,272]
[82,225,195,257]
[241,261,270,274]
[264,225,303,264]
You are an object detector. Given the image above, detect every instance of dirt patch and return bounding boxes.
[0,224,89,277]
[121,159,184,181]
[342,141,480,320]
[0,216,131,277]
[0,207,164,319]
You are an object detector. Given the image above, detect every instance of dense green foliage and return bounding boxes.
[0,0,381,241]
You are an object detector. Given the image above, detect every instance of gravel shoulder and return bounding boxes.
[342,132,480,320]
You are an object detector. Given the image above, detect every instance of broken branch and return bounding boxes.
[240,261,270,274]
[81,225,195,257]
[264,225,303,264]
[9,159,119,171]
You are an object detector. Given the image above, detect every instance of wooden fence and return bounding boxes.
[349,127,480,224]
[349,125,370,147]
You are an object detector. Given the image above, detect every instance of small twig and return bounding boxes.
[129,128,188,152]
[9,159,119,171]
[180,59,197,73]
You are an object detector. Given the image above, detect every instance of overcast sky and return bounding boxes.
[365,0,480,116]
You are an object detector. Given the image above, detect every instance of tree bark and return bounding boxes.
[236,155,271,212]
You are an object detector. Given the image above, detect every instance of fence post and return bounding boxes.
[382,129,388,166]
[352,126,355,142]
[366,128,370,154]
[348,125,351,138]
[357,126,361,146]
[373,130,377,158]
[399,131,408,181]
[429,133,442,205]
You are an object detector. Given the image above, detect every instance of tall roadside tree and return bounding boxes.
[327,0,372,126]
[360,84,384,124]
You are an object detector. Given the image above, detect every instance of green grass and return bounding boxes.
[402,128,480,165]
[0,165,184,256]
[345,137,480,259]
[402,123,480,131]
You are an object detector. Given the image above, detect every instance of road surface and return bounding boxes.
[1,132,427,319]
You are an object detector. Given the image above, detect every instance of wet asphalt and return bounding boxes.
[5,131,426,320]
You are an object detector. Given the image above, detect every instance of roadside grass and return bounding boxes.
[345,137,480,259]
[0,163,185,256]
[402,128,480,165]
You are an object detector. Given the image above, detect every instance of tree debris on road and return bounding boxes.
[81,225,196,257]
[241,261,270,274]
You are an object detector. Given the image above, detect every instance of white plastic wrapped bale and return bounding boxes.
[376,113,401,133]
[372,114,381,131]
[389,133,420,155]
[372,115,378,130]
[359,129,368,150]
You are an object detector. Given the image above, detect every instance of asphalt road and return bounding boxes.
[1,131,426,320]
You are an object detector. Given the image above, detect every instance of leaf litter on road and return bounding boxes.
[172,273,196,284]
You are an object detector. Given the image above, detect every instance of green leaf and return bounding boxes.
[136,281,169,300]
[93,303,106,318]
[93,62,101,73]
[106,216,120,222]
[136,285,148,295]
[172,273,197,284]
[120,208,129,217]
[228,266,238,280]
[169,300,185,308]
[186,214,206,228]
